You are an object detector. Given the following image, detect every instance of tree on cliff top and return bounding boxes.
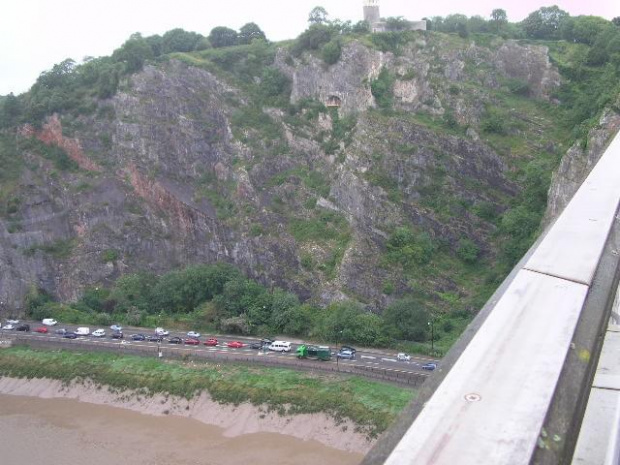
[239,22,267,44]
[209,26,238,48]
[308,6,328,25]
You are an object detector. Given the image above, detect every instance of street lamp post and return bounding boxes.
[336,329,343,371]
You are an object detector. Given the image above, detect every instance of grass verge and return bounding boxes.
[0,347,415,438]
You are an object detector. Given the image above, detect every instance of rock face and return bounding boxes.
[544,110,620,225]
[0,35,575,312]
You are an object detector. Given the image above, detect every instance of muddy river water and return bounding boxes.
[0,394,363,465]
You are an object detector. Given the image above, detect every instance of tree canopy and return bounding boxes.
[239,22,267,44]
[209,26,239,48]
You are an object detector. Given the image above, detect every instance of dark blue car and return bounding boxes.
[131,333,146,341]
[63,332,78,339]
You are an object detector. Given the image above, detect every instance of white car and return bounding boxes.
[397,353,411,362]
[110,324,123,332]
[91,329,106,337]
[187,331,201,338]
[42,318,58,326]
[155,327,169,336]
[6,319,19,325]
[3,324,15,330]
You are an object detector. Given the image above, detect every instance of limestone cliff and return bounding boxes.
[0,34,577,312]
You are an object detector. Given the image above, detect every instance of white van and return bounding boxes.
[268,341,292,352]
[75,327,90,335]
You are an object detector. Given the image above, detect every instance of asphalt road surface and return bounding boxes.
[1,320,438,376]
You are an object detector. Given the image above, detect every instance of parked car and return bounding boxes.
[397,353,411,362]
[131,333,146,341]
[91,329,106,337]
[16,324,30,332]
[168,337,183,344]
[146,335,163,342]
[187,331,201,338]
[34,327,49,334]
[184,338,200,345]
[110,324,123,332]
[55,328,67,335]
[42,318,57,326]
[63,332,78,339]
[3,324,15,330]
[422,362,437,371]
[250,342,263,349]
[340,345,357,354]
[204,338,218,346]
[227,341,245,349]
[111,331,124,339]
[336,349,355,360]
[155,327,169,336]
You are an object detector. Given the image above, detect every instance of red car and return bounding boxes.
[227,341,244,349]
[184,338,200,345]
[204,338,218,346]
[34,327,48,333]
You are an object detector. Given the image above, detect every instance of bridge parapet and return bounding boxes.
[362,131,620,464]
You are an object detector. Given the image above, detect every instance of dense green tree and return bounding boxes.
[562,16,612,45]
[0,93,23,128]
[321,38,342,64]
[467,15,489,34]
[259,68,291,104]
[385,227,435,267]
[382,298,430,342]
[145,35,163,56]
[457,238,480,263]
[521,6,569,39]
[441,14,469,34]
[193,37,212,51]
[238,22,267,44]
[37,59,77,89]
[162,28,203,53]
[385,16,411,31]
[491,8,508,32]
[109,272,157,312]
[208,26,238,48]
[292,23,334,55]
[500,206,542,265]
[308,6,328,25]
[613,17,620,27]
[351,20,370,34]
[112,33,154,73]
[370,67,395,108]
[319,301,383,345]
[270,288,301,332]
[281,304,315,336]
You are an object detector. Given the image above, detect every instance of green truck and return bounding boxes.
[296,344,332,361]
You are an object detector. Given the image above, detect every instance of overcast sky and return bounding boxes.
[1,0,618,96]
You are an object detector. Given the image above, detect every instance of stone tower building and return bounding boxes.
[362,0,427,33]
[363,0,381,26]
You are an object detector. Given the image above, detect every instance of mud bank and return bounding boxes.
[0,376,374,454]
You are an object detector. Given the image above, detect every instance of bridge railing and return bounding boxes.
[362,131,620,465]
